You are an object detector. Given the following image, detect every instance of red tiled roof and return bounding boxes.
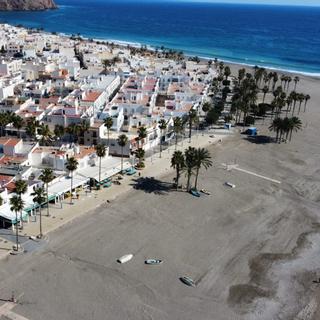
[82,91,102,102]
[0,138,21,147]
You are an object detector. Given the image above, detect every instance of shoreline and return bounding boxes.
[80,34,320,78]
[2,22,320,78]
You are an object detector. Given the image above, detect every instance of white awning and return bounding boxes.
[77,157,131,181]
[48,174,89,196]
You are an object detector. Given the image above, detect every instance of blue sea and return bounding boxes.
[0,0,320,75]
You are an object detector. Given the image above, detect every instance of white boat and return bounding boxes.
[145,259,163,265]
[225,182,236,188]
[180,276,196,287]
[200,189,211,195]
[117,254,133,264]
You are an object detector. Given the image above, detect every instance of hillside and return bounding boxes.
[0,0,57,11]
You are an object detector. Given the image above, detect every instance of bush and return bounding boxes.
[222,80,230,86]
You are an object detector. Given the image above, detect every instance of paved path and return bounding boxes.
[222,163,282,184]
[0,301,30,320]
[0,130,231,259]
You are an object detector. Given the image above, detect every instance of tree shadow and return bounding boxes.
[130,177,173,195]
[244,135,275,144]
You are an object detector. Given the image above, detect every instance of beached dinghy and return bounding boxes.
[117,254,133,264]
[200,189,211,195]
[190,188,201,197]
[225,182,236,188]
[145,259,163,265]
[180,276,196,287]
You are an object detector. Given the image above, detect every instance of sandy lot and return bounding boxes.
[0,72,319,320]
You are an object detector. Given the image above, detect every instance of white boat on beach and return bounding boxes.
[225,182,236,188]
[117,254,133,264]
[145,259,163,265]
[200,189,211,195]
[180,276,196,287]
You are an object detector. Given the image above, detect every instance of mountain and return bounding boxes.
[0,0,57,11]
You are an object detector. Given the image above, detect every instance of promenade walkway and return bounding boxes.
[0,130,232,257]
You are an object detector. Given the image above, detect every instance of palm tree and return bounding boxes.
[184,147,196,191]
[293,76,300,91]
[95,143,106,183]
[31,187,46,238]
[12,115,24,138]
[135,148,145,168]
[10,195,24,251]
[158,119,167,158]
[272,72,278,92]
[224,66,231,80]
[173,117,183,150]
[15,180,27,228]
[297,93,305,114]
[280,74,286,90]
[104,116,113,146]
[102,59,111,74]
[202,102,211,116]
[187,109,198,143]
[269,117,283,142]
[65,157,79,204]
[238,68,246,85]
[38,124,53,145]
[171,151,185,190]
[303,94,311,112]
[65,123,79,143]
[290,91,298,116]
[218,61,224,75]
[262,86,269,103]
[0,111,14,136]
[137,126,147,149]
[25,117,38,140]
[285,96,293,116]
[39,168,54,217]
[54,124,65,141]
[193,148,213,190]
[286,76,292,91]
[117,134,128,173]
[289,116,302,141]
[77,121,90,141]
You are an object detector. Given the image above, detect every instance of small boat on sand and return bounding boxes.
[200,189,211,195]
[117,254,133,264]
[145,259,163,265]
[190,188,201,197]
[225,182,236,188]
[180,276,196,287]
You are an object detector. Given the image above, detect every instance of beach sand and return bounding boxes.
[0,68,319,320]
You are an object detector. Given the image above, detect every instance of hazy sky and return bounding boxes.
[177,0,320,6]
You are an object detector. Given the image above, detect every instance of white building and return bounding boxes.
[0,59,22,76]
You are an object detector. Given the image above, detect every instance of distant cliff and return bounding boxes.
[0,0,57,11]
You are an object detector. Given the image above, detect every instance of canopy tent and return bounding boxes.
[48,174,89,196]
[77,157,131,181]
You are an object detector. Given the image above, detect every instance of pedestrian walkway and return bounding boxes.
[0,299,29,320]
[0,130,231,256]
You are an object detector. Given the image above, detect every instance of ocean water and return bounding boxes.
[0,0,320,75]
